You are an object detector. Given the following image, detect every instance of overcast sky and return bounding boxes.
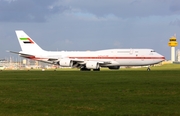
[1,0,180,60]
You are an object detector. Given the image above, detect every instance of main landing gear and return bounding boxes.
[93,68,100,71]
[80,67,100,71]
[80,67,91,71]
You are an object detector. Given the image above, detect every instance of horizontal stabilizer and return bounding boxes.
[8,51,58,61]
[8,51,36,58]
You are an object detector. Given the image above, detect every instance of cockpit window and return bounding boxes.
[151,50,155,52]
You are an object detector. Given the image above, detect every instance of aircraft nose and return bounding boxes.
[158,53,165,61]
[161,56,165,61]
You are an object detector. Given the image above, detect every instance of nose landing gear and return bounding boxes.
[147,65,151,71]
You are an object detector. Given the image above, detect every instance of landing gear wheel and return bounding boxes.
[93,68,100,71]
[80,68,91,71]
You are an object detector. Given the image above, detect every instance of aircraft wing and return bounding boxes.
[8,51,34,57]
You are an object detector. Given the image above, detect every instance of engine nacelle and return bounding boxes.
[59,59,73,67]
[86,61,100,69]
[108,66,120,70]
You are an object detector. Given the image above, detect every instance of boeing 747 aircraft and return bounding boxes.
[9,30,165,71]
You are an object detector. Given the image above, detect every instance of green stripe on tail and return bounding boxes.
[20,38,28,40]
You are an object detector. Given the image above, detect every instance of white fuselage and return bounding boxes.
[23,48,165,66]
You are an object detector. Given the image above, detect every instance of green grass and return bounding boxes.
[0,64,180,116]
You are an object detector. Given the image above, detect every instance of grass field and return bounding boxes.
[0,64,180,116]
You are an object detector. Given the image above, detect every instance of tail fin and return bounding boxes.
[15,30,44,52]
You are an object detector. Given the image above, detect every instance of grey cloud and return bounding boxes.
[1,0,180,22]
[0,0,69,22]
[59,0,180,18]
[169,2,180,14]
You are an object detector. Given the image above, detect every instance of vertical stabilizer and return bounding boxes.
[15,30,44,52]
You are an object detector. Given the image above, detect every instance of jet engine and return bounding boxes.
[58,59,73,67]
[86,61,100,69]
